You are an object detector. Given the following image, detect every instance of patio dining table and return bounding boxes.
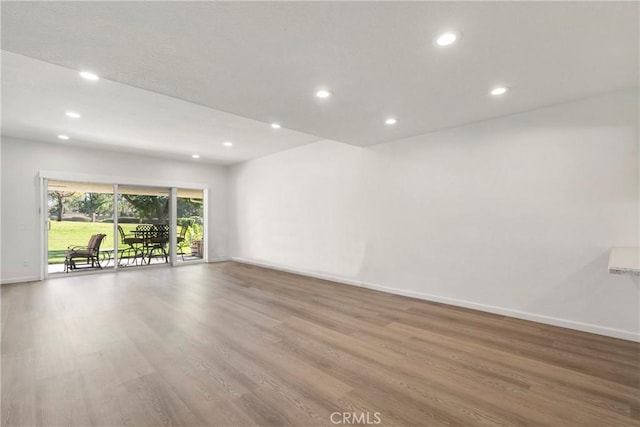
[132,224,170,264]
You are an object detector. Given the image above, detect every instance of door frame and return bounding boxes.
[39,171,209,279]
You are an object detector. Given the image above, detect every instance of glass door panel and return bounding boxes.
[176,188,204,263]
[117,186,170,268]
[47,180,115,274]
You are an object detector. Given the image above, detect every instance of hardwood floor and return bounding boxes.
[2,262,639,426]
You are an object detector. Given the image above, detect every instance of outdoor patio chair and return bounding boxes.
[64,233,107,272]
[177,225,188,261]
[147,224,169,263]
[118,225,145,265]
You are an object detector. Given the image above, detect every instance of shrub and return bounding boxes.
[65,216,90,222]
[100,217,140,223]
[177,216,203,228]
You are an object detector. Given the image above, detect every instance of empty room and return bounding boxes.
[1,2,639,426]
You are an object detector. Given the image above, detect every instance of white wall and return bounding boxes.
[0,137,229,283]
[230,89,640,340]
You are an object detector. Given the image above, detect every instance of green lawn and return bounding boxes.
[48,221,192,264]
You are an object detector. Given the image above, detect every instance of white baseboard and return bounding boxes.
[1,275,41,285]
[208,256,231,263]
[231,257,640,342]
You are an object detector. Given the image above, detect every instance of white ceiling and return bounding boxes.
[1,52,321,165]
[1,2,638,161]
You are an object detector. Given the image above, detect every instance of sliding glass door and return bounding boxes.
[44,177,206,276]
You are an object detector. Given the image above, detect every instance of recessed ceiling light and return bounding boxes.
[79,71,99,81]
[65,111,81,118]
[192,154,200,159]
[223,141,233,147]
[271,123,281,129]
[434,31,460,47]
[385,118,398,125]
[57,134,70,140]
[316,90,332,98]
[490,86,509,96]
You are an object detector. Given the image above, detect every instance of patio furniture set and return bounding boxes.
[64,224,187,272]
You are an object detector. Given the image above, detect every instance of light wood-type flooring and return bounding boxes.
[2,262,639,426]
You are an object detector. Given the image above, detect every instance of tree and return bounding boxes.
[123,195,169,222]
[117,197,135,217]
[48,191,77,221]
[74,193,113,222]
[177,198,203,218]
